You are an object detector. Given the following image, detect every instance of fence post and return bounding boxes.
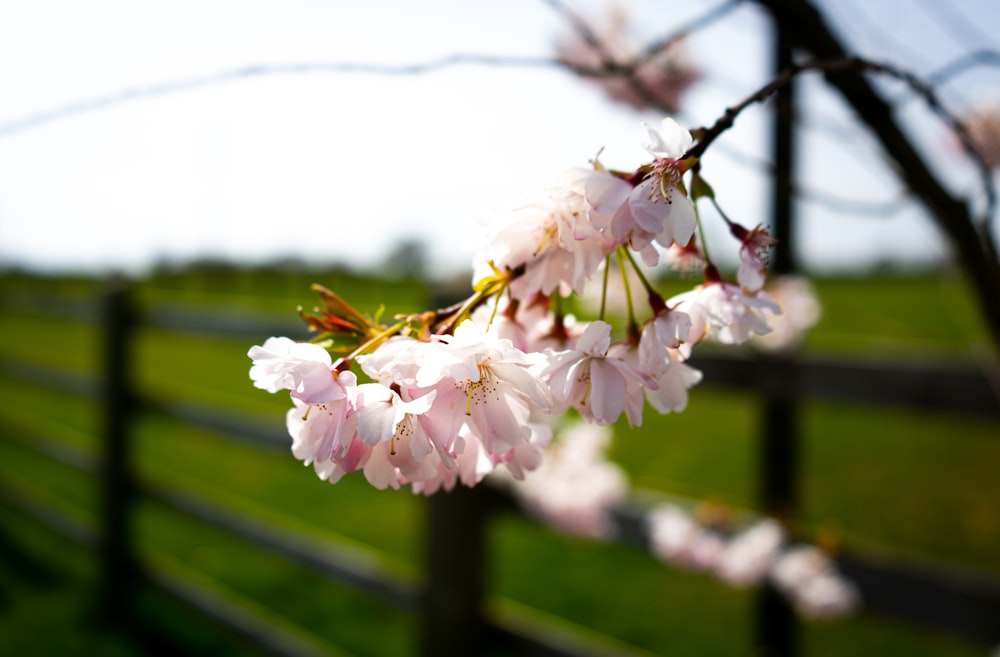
[420,484,492,657]
[755,24,799,657]
[98,274,136,624]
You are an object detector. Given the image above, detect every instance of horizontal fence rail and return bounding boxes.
[2,288,1000,655]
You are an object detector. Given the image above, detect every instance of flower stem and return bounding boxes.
[621,247,656,297]
[346,319,408,361]
[600,254,611,322]
[616,247,637,331]
[694,200,713,266]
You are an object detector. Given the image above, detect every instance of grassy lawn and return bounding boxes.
[0,267,997,656]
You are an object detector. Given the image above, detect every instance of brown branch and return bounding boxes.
[637,0,745,64]
[545,0,738,114]
[686,55,996,226]
[752,0,1000,352]
[0,54,615,138]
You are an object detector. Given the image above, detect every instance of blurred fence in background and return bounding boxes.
[1,276,999,657]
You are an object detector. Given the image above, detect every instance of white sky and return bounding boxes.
[0,0,996,278]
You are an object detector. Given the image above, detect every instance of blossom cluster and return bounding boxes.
[249,117,781,493]
[554,4,699,113]
[500,420,857,619]
[649,506,859,619]
[499,422,628,539]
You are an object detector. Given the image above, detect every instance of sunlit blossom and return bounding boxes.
[648,504,725,571]
[669,280,781,345]
[418,320,552,456]
[731,223,776,292]
[714,519,785,587]
[249,114,791,497]
[543,320,648,425]
[771,546,861,619]
[480,169,609,297]
[248,336,342,404]
[509,422,627,538]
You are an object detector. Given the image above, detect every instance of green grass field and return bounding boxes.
[0,265,997,656]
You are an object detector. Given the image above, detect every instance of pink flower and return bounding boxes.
[543,320,648,425]
[669,280,781,345]
[584,118,698,266]
[637,340,702,414]
[480,169,609,297]
[554,4,698,113]
[714,519,785,587]
[771,546,861,619]
[416,320,553,457]
[248,336,342,404]
[284,371,358,471]
[510,422,627,538]
[754,276,821,352]
[730,223,776,292]
[664,239,704,274]
[648,504,724,571]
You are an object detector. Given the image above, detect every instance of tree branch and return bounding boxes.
[750,0,1000,351]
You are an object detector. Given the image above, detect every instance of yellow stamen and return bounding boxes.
[580,377,592,407]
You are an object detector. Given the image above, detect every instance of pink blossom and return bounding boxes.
[637,339,702,414]
[469,295,583,354]
[480,169,609,297]
[754,276,821,352]
[731,224,776,292]
[771,546,860,619]
[714,519,785,587]
[669,280,781,345]
[664,239,704,273]
[248,336,342,404]
[416,320,552,457]
[510,422,627,538]
[543,320,647,425]
[285,373,358,472]
[648,504,724,571]
[554,4,698,113]
[584,119,698,265]
[631,307,701,412]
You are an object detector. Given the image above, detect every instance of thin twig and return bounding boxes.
[684,56,997,230]
[638,0,745,63]
[0,54,608,138]
[926,49,1000,87]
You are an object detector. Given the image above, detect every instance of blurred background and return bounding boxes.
[1,0,999,655]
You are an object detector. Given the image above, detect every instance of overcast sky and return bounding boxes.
[0,0,996,278]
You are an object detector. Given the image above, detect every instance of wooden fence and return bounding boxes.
[2,277,1000,656]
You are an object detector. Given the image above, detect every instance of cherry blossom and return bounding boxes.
[416,320,552,457]
[771,545,861,619]
[669,276,781,345]
[553,4,698,113]
[637,340,703,414]
[648,504,725,571]
[285,377,358,478]
[543,320,648,425]
[479,169,609,297]
[714,518,785,587]
[248,337,342,404]
[753,275,822,352]
[507,422,627,539]
[249,114,791,497]
[730,223,776,292]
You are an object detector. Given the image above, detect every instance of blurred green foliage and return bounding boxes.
[0,264,996,656]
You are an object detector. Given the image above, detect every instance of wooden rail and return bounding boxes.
[2,284,1000,655]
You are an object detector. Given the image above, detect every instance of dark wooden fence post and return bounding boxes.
[420,484,491,657]
[98,274,136,624]
[755,24,800,657]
